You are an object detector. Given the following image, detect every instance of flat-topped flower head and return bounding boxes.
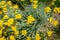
[7,1,12,6]
[0,1,6,5]
[53,7,60,13]
[13,4,19,9]
[44,7,51,13]
[3,15,9,19]
[21,30,27,36]
[15,14,22,19]
[2,7,7,13]
[32,4,38,9]
[27,15,35,24]
[21,0,26,1]
[5,18,14,26]
[0,37,6,40]
[0,20,4,27]
[49,17,54,23]
[47,30,53,37]
[26,36,31,40]
[0,11,2,14]
[10,35,15,40]
[35,33,41,40]
[51,20,58,26]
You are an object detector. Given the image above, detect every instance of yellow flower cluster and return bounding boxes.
[49,17,58,26]
[31,0,38,9]
[3,15,9,19]
[51,0,56,5]
[0,20,4,27]
[26,37,31,40]
[13,5,19,9]
[0,37,6,40]
[11,26,19,36]
[15,14,22,19]
[35,33,41,40]
[21,30,27,36]
[21,0,26,1]
[44,7,51,13]
[47,30,53,37]
[7,1,12,5]
[9,35,15,40]
[5,18,14,26]
[27,15,35,24]
[53,7,60,13]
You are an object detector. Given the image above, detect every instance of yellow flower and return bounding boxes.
[51,2,54,5]
[53,7,60,13]
[0,37,6,40]
[15,14,22,19]
[11,26,19,36]
[15,31,19,36]
[3,15,9,19]
[7,1,12,5]
[2,7,7,13]
[26,37,31,40]
[27,15,35,24]
[51,20,58,26]
[21,0,26,1]
[11,26,17,31]
[0,20,4,27]
[3,4,7,8]
[0,11,2,14]
[21,30,27,36]
[30,0,38,3]
[47,30,53,37]
[30,0,33,2]
[53,7,58,13]
[57,7,60,13]
[11,26,19,35]
[13,5,18,9]
[32,4,38,9]
[0,1,5,5]
[44,7,51,13]
[0,29,2,35]
[35,34,41,40]
[5,18,14,26]
[49,17,53,23]
[10,35,15,40]
[33,0,38,4]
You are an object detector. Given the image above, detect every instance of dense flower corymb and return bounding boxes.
[53,7,60,13]
[10,35,15,40]
[0,37,6,40]
[51,20,58,26]
[21,30,27,36]
[13,4,18,9]
[47,30,53,37]
[3,15,9,19]
[5,18,14,26]
[15,14,22,19]
[35,33,41,40]
[32,3,38,9]
[27,15,35,24]
[49,17,58,26]
[26,37,31,40]
[44,7,51,13]
[7,1,12,6]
